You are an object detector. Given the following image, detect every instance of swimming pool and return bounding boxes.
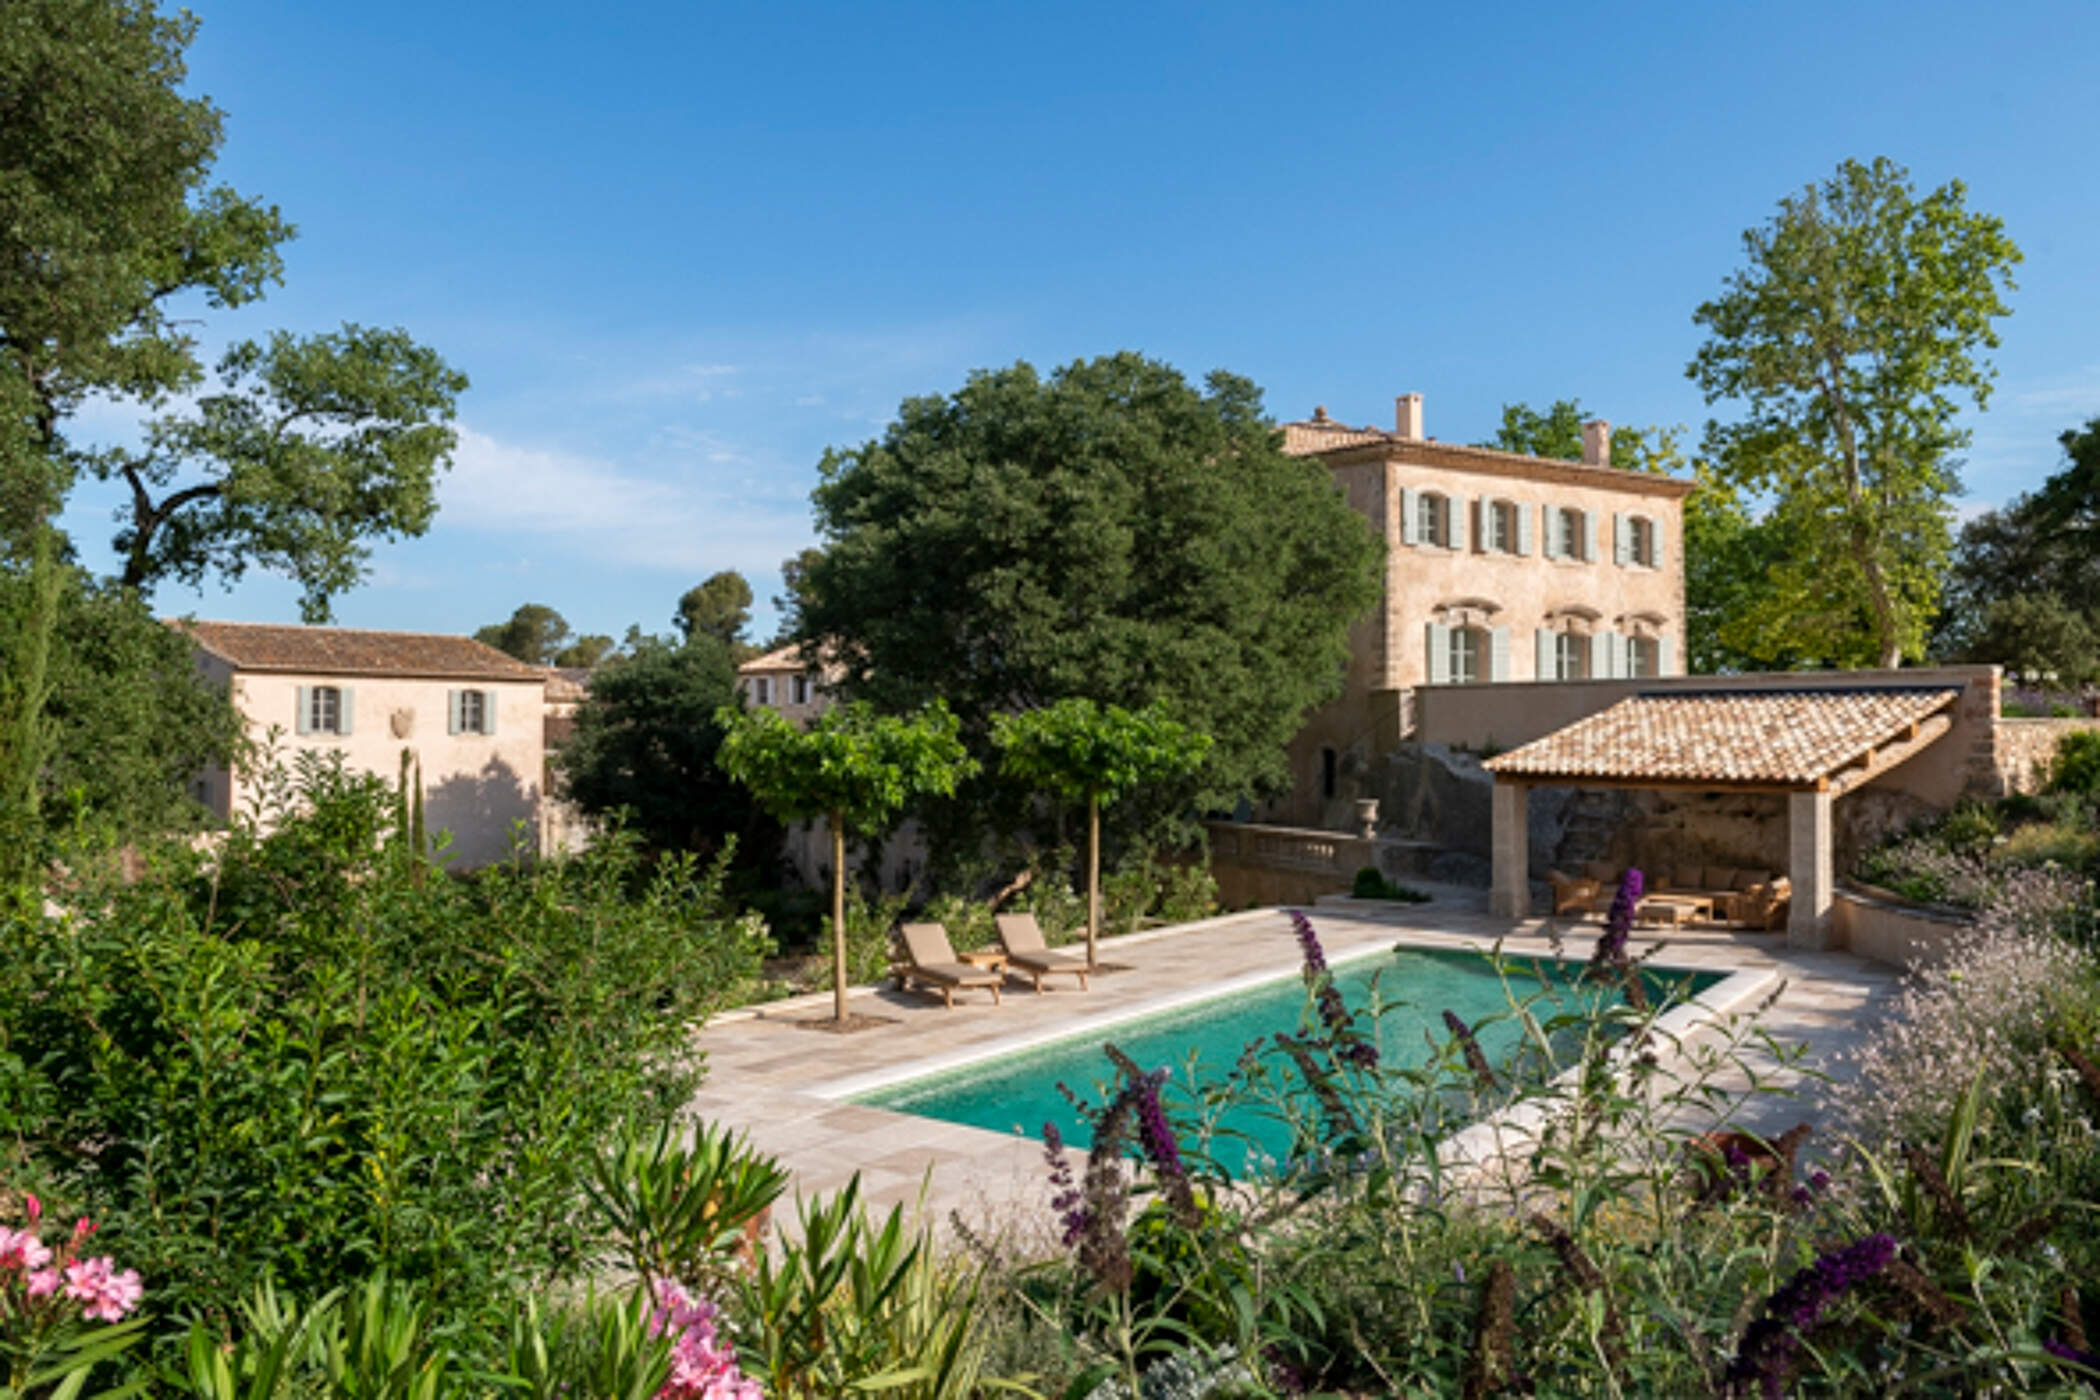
[858,946,1723,1169]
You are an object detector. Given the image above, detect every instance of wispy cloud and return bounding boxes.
[2014,364,2100,415]
[439,426,813,576]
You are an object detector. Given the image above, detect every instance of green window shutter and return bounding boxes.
[1657,634,1675,677]
[1651,515,1666,571]
[296,686,313,736]
[1425,622,1451,685]
[1591,630,1617,680]
[1514,504,1533,556]
[1541,505,1559,560]
[1613,513,1630,565]
[483,690,497,736]
[1535,628,1554,681]
[1488,626,1510,682]
[1585,510,1600,563]
[1400,487,1418,546]
[337,688,355,736]
[448,690,462,735]
[1447,495,1466,552]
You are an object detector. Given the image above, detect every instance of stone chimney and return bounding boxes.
[1581,418,1612,467]
[1395,393,1425,440]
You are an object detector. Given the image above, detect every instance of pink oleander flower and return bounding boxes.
[23,1195,41,1224]
[0,1226,53,1272]
[62,1256,143,1322]
[26,1269,60,1299]
[649,1280,760,1400]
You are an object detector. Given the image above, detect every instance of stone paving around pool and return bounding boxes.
[685,885,1903,1236]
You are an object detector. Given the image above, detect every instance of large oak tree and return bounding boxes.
[794,353,1384,860]
[1,0,464,620]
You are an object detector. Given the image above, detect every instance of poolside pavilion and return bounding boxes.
[1482,686,1965,948]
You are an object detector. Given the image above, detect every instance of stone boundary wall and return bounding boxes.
[1998,717,2100,794]
[1206,821,1376,909]
[1833,885,1972,969]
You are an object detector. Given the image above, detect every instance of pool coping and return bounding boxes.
[806,927,1778,1109]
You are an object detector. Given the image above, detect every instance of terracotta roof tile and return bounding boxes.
[174,620,544,682]
[1482,686,1962,788]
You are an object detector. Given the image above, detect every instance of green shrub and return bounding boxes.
[2049,728,2100,795]
[1350,866,1431,901]
[1102,850,1219,934]
[0,753,769,1344]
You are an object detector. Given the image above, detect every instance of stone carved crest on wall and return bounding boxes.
[390,707,415,739]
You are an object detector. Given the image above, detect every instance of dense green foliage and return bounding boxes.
[0,0,463,622]
[675,570,754,656]
[795,353,1384,860]
[0,557,241,853]
[1689,156,2021,669]
[1938,415,2100,682]
[557,631,772,860]
[0,753,770,1341]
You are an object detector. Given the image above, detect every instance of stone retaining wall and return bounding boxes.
[1833,886,1971,969]
[1997,717,2100,794]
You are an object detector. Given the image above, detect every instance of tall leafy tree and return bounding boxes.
[0,0,464,620]
[1688,157,2021,668]
[553,633,616,669]
[676,570,754,655]
[556,632,766,858]
[992,699,1210,968]
[1935,414,2100,679]
[0,531,60,895]
[717,701,975,1024]
[476,603,574,666]
[795,353,1383,861]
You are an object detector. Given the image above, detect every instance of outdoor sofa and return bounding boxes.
[1546,861,1792,931]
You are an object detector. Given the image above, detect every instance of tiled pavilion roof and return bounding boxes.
[1483,686,1963,790]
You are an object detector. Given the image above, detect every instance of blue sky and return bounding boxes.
[58,0,2100,643]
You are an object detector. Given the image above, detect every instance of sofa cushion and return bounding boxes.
[1584,861,1617,885]
[1702,865,1737,893]
[1674,865,1704,892]
[1732,868,1770,891]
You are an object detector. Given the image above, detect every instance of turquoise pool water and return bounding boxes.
[859,946,1721,1170]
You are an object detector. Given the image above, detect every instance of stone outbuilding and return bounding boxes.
[1482,684,1965,947]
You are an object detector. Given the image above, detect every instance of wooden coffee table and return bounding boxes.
[1635,894,1712,928]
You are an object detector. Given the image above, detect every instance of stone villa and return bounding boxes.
[177,621,550,868]
[1274,392,1696,826]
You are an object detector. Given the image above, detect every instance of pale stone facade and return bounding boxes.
[179,622,549,869]
[1272,394,1695,827]
[736,642,836,724]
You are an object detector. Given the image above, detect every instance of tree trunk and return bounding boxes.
[1086,793,1101,970]
[830,811,848,1024]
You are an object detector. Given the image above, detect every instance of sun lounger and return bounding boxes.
[994,912,1091,993]
[896,922,1005,1008]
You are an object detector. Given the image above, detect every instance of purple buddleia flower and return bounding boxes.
[1042,1122,1087,1247]
[1725,1233,1897,1398]
[1443,1009,1497,1091]
[1591,868,1643,974]
[1290,908,1328,974]
[2046,1337,2100,1369]
[1131,1068,1200,1226]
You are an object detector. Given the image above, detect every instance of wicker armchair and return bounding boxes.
[1721,877,1792,932]
[1548,869,1603,917]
